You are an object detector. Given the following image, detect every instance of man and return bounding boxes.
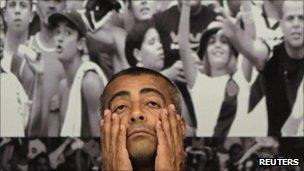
[149,0,216,132]
[48,11,107,137]
[1,19,43,137]
[19,0,66,136]
[100,67,186,170]
[220,1,303,136]
[2,0,34,72]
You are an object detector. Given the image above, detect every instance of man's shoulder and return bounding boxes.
[82,71,104,94]
[262,42,285,76]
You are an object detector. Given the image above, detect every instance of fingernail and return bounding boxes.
[177,115,181,121]
[112,113,117,120]
[171,105,176,111]
[104,110,109,117]
[157,121,161,128]
[120,125,124,130]
[163,109,168,116]
[100,119,104,126]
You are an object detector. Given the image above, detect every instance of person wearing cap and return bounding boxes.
[48,10,108,137]
[179,2,268,137]
[14,0,67,137]
[82,0,129,76]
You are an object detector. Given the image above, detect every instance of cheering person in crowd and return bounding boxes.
[49,11,107,137]
[121,0,158,31]
[1,0,34,72]
[125,20,194,136]
[84,0,128,76]
[152,0,217,134]
[219,0,303,136]
[179,1,268,137]
[13,0,67,136]
[1,17,43,137]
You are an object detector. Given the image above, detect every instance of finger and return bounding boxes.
[180,118,186,139]
[175,60,183,68]
[116,125,133,171]
[100,119,105,161]
[176,115,184,149]
[160,109,173,149]
[241,1,252,12]
[176,115,183,138]
[178,70,185,77]
[117,125,127,149]
[216,15,226,23]
[155,121,167,147]
[102,109,112,168]
[235,12,243,30]
[110,113,120,166]
[168,104,179,151]
[176,76,187,83]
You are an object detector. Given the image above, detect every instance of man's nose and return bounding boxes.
[49,2,57,12]
[15,4,21,15]
[129,105,146,124]
[156,41,163,50]
[292,17,302,27]
[56,35,64,44]
[141,0,148,5]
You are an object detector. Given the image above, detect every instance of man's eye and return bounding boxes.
[9,2,16,7]
[147,101,160,108]
[114,105,126,113]
[55,30,60,35]
[65,31,72,36]
[208,38,216,45]
[20,2,28,8]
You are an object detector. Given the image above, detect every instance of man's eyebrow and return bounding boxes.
[140,88,166,103]
[108,91,130,108]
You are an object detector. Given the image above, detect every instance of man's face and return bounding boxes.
[281,1,304,49]
[36,0,66,25]
[4,0,33,34]
[104,74,174,160]
[137,28,164,71]
[130,0,157,21]
[54,21,81,62]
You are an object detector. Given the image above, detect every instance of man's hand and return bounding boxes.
[155,104,186,171]
[50,94,60,112]
[18,44,44,75]
[101,110,132,171]
[161,61,186,83]
[217,3,255,40]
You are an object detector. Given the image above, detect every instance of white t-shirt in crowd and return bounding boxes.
[191,58,268,137]
[1,71,29,137]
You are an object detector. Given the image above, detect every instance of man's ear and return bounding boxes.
[133,48,142,63]
[77,37,87,53]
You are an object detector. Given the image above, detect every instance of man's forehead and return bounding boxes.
[283,1,303,15]
[106,74,171,95]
